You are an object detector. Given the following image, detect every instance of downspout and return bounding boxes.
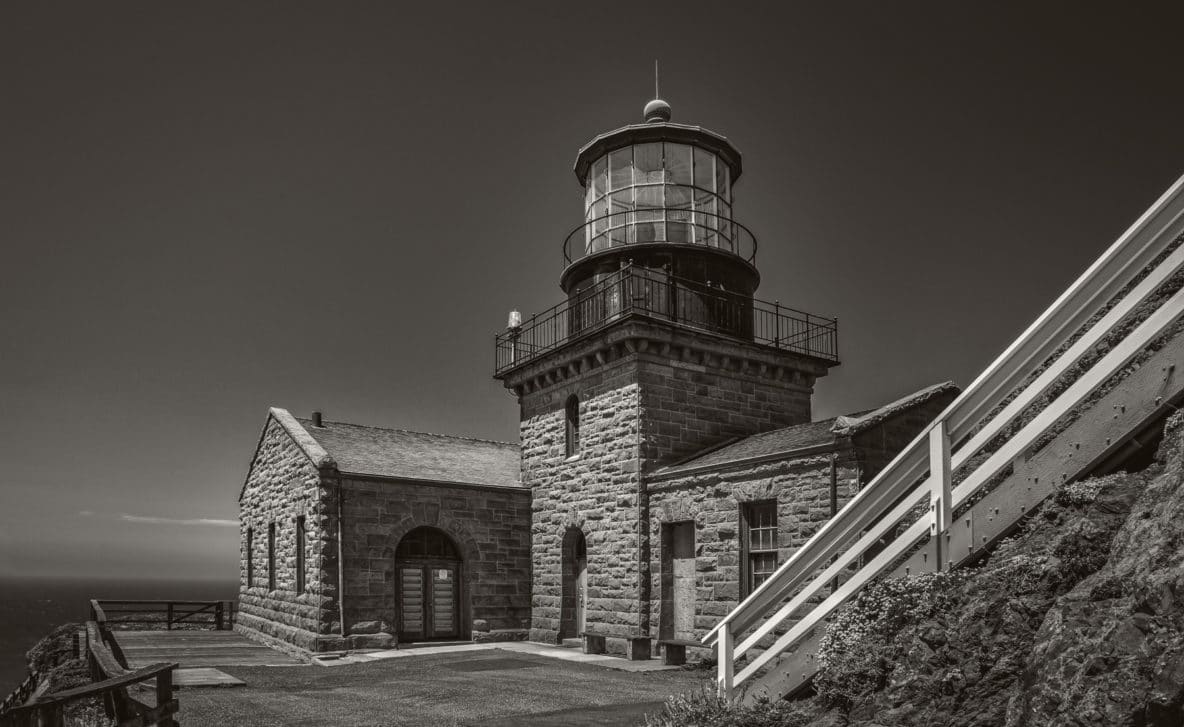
[336,474,346,638]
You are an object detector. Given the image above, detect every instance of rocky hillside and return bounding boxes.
[650,411,1184,727]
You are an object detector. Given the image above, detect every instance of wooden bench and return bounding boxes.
[657,638,711,666]
[581,630,651,661]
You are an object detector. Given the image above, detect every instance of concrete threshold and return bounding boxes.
[312,640,680,673]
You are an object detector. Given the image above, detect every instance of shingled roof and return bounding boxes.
[657,381,958,476]
[283,410,521,488]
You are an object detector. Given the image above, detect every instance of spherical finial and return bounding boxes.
[644,98,671,123]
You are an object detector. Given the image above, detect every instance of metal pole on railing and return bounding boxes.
[717,626,735,699]
[929,421,953,571]
[774,301,781,348]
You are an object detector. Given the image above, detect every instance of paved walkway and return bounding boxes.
[315,640,680,672]
[177,648,707,726]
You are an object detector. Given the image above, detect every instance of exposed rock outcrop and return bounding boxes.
[801,412,1184,727]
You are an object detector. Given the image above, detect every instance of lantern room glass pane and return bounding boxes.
[609,148,633,191]
[715,161,730,204]
[610,189,633,245]
[694,147,714,192]
[665,143,692,186]
[636,184,662,211]
[591,156,607,199]
[634,143,664,184]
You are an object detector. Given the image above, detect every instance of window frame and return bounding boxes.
[740,500,778,597]
[267,522,277,592]
[295,516,306,595]
[565,395,580,458]
[246,526,254,588]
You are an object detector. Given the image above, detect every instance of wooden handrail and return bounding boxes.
[21,664,174,707]
[707,170,1184,701]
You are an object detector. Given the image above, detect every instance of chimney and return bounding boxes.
[311,411,324,428]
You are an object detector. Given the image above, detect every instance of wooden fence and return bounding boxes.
[0,614,178,727]
[91,600,235,631]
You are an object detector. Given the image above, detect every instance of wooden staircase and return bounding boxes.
[705,172,1184,703]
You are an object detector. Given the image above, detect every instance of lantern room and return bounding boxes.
[562,99,757,302]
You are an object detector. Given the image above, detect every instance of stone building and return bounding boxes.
[237,408,529,653]
[237,98,957,657]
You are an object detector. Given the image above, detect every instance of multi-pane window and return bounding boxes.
[246,527,254,588]
[742,501,778,595]
[267,522,277,591]
[565,395,580,457]
[295,516,306,595]
[583,142,734,253]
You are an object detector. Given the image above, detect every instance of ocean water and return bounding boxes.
[0,577,237,693]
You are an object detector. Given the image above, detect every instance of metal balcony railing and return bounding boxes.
[563,209,758,267]
[494,266,838,375]
[705,171,1184,704]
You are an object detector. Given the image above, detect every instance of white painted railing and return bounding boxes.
[704,172,1184,700]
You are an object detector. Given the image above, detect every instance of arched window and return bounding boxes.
[396,527,460,560]
[565,395,580,457]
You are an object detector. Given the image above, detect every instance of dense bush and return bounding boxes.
[644,685,820,727]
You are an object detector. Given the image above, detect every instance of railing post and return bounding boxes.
[666,265,677,323]
[774,301,781,348]
[167,603,174,631]
[216,601,225,630]
[929,420,953,571]
[157,668,178,727]
[717,626,735,700]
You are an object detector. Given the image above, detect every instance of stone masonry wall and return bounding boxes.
[634,353,816,468]
[237,416,335,655]
[521,359,643,646]
[647,450,862,642]
[337,477,532,648]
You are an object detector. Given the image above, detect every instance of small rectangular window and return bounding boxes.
[267,522,277,591]
[295,516,306,595]
[246,527,254,588]
[741,501,778,595]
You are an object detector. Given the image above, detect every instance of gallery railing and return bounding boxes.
[494,266,838,374]
[562,209,758,267]
[704,171,1184,703]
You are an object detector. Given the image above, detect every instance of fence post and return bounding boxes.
[167,603,174,631]
[929,421,953,570]
[216,601,225,630]
[157,669,178,727]
[717,626,735,700]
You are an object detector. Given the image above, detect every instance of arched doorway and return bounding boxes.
[560,528,587,639]
[395,527,462,641]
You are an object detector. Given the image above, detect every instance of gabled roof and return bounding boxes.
[288,412,521,488]
[656,381,959,476]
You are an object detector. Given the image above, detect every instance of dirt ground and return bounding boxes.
[176,648,708,726]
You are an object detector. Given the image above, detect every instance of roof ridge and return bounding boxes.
[295,416,519,448]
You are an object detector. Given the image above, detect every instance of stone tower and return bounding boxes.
[494,98,840,646]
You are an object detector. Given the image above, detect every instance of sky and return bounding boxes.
[2,1,1183,582]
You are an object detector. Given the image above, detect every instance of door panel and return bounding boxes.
[430,567,457,637]
[400,567,425,638]
[671,522,696,640]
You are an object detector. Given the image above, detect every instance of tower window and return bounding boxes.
[565,395,580,457]
[295,516,306,595]
[246,527,254,588]
[741,501,778,595]
[268,522,277,591]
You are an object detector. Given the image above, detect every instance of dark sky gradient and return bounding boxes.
[3,2,1183,581]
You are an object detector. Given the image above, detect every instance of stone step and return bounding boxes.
[559,638,582,649]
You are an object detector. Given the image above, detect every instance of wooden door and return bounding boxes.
[397,563,459,640]
[671,522,696,640]
[575,555,587,634]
